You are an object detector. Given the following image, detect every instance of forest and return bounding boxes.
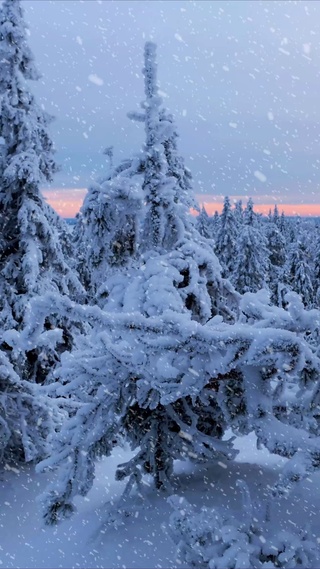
[1,0,320,567]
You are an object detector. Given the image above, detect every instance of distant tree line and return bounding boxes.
[197,198,319,309]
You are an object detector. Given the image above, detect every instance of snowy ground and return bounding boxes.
[1,434,319,568]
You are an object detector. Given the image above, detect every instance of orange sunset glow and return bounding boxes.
[42,188,320,218]
[42,188,88,218]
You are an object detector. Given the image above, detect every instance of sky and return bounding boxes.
[21,0,320,217]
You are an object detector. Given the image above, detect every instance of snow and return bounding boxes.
[2,3,320,567]
[1,434,320,568]
[254,171,267,183]
[88,74,104,86]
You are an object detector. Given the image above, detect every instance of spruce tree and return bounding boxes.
[272,203,280,226]
[234,199,243,227]
[264,217,286,305]
[140,43,190,252]
[196,205,214,240]
[232,199,270,294]
[37,44,320,527]
[313,232,320,307]
[74,174,143,303]
[212,210,220,235]
[36,274,320,525]
[0,0,84,333]
[279,210,287,234]
[214,196,238,279]
[0,0,86,463]
[284,241,314,308]
[122,41,237,323]
[37,42,243,522]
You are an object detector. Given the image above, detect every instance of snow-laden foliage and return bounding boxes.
[0,347,58,464]
[196,205,215,241]
[0,0,85,461]
[313,231,320,306]
[284,241,314,308]
[264,219,286,305]
[233,200,270,294]
[234,199,243,227]
[31,43,320,527]
[214,196,238,279]
[43,200,75,267]
[166,483,319,568]
[104,238,237,324]
[74,174,143,301]
[265,219,286,270]
[126,42,239,321]
[32,285,320,524]
[138,42,197,253]
[0,0,84,329]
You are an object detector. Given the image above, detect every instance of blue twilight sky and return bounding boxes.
[22,0,320,207]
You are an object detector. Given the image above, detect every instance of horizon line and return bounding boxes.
[41,188,320,218]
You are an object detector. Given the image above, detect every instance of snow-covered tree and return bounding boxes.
[284,241,314,307]
[109,41,238,324]
[35,44,320,528]
[43,199,75,267]
[310,229,320,307]
[279,210,287,234]
[243,197,259,226]
[33,42,238,522]
[232,199,270,294]
[0,346,57,464]
[196,205,214,241]
[234,199,243,227]
[35,288,320,524]
[214,196,238,278]
[160,107,199,216]
[264,218,286,304]
[265,220,286,269]
[166,483,319,568]
[0,0,84,330]
[74,174,143,302]
[273,203,280,227]
[138,43,192,252]
[211,210,219,230]
[0,0,85,459]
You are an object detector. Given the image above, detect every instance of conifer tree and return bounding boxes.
[37,44,320,528]
[0,348,55,464]
[196,205,213,240]
[0,0,84,332]
[0,0,85,461]
[313,233,320,307]
[140,43,190,252]
[272,203,280,226]
[279,210,287,234]
[74,174,143,303]
[284,241,314,308]
[36,277,320,525]
[264,217,286,304]
[214,196,238,279]
[160,108,199,217]
[118,41,238,323]
[37,42,246,523]
[232,199,270,294]
[234,199,243,227]
[212,210,220,235]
